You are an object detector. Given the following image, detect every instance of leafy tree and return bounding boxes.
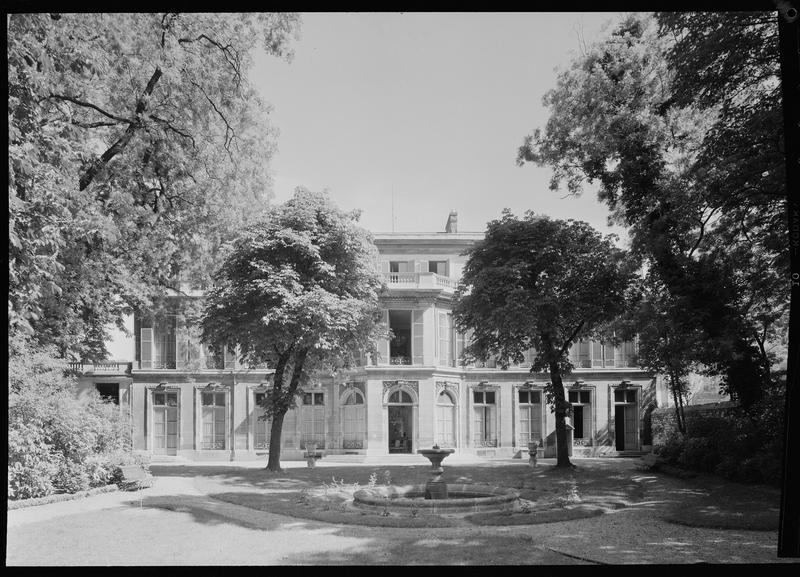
[453,211,633,467]
[516,13,786,408]
[201,189,388,471]
[8,12,300,360]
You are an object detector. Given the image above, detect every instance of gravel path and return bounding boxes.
[6,458,797,565]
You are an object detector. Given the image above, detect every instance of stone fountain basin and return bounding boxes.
[353,484,520,513]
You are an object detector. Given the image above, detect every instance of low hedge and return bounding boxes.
[8,483,120,510]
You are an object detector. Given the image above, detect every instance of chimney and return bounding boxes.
[445,211,458,233]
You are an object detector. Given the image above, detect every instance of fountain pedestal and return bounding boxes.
[417,446,455,500]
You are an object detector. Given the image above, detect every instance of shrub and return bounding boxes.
[678,437,720,473]
[8,339,135,500]
[652,378,785,486]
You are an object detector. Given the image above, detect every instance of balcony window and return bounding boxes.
[428,260,447,275]
[389,261,413,273]
[389,310,412,365]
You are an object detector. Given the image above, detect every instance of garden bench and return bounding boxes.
[118,464,154,492]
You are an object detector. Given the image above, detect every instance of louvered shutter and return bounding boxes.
[141,328,153,369]
[378,310,390,364]
[412,309,425,365]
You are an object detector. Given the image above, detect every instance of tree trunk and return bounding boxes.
[264,347,309,472]
[549,360,572,468]
[265,349,291,472]
[266,411,286,472]
[669,370,686,434]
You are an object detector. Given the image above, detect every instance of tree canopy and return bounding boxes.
[453,211,633,466]
[8,12,300,359]
[201,188,387,471]
[516,13,787,407]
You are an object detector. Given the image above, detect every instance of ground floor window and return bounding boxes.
[153,390,178,454]
[301,392,325,449]
[436,391,456,447]
[254,392,270,450]
[518,389,542,446]
[96,383,120,405]
[568,390,592,444]
[473,390,497,447]
[201,392,226,449]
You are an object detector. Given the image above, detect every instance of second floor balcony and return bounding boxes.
[382,272,457,292]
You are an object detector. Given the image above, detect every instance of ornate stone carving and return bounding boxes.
[436,381,460,396]
[382,380,418,396]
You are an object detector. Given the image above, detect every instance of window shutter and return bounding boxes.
[412,309,425,365]
[378,310,390,364]
[456,331,465,367]
[381,260,390,274]
[140,328,153,369]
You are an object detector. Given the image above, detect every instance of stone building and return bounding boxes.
[73,211,665,461]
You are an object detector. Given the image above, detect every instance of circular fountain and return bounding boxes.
[352,445,520,514]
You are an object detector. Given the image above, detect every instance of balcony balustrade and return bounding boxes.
[67,362,132,375]
[382,272,457,291]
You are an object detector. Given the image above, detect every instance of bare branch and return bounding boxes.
[47,94,133,123]
[179,34,242,87]
[79,67,163,191]
[189,80,235,161]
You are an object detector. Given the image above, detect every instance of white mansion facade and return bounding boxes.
[73,212,669,461]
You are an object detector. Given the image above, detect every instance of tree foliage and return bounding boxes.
[517,13,787,408]
[8,12,300,360]
[201,189,388,471]
[453,211,633,467]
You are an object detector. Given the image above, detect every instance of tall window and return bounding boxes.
[389,310,412,365]
[342,390,365,449]
[436,390,456,447]
[154,316,177,369]
[570,339,591,368]
[473,390,497,447]
[201,392,226,449]
[301,392,325,449]
[518,389,542,446]
[438,311,452,367]
[568,390,592,444]
[254,392,270,450]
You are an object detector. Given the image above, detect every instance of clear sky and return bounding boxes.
[251,12,628,242]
